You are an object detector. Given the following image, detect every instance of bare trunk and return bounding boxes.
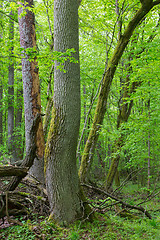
[13,79,24,160]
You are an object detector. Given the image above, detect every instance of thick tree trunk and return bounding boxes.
[45,0,92,225]
[8,11,15,164]
[18,0,45,184]
[79,0,158,183]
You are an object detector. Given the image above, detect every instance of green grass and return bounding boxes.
[0,214,160,240]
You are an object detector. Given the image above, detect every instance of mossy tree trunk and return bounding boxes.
[44,0,93,225]
[105,76,134,191]
[79,0,159,183]
[105,14,160,191]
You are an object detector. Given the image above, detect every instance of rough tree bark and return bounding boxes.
[44,0,92,225]
[18,0,45,184]
[79,0,160,183]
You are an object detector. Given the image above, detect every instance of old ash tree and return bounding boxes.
[44,0,92,224]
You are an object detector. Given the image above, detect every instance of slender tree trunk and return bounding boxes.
[147,98,151,189]
[105,17,160,191]
[105,65,140,190]
[43,65,54,140]
[79,1,159,183]
[0,10,3,155]
[13,78,23,160]
[0,5,3,154]
[147,133,150,189]
[18,0,45,184]
[45,0,92,224]
[8,10,15,163]
[0,80,2,156]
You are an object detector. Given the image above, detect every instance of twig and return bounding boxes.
[112,167,145,194]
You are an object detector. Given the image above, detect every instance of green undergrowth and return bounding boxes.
[1,184,160,239]
[0,213,160,240]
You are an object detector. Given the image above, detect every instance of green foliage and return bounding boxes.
[0,224,36,240]
[67,231,80,240]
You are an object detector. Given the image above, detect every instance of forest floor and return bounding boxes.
[0,182,160,239]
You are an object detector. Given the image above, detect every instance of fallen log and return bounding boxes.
[0,166,28,177]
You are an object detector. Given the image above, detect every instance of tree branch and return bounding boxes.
[153,0,160,6]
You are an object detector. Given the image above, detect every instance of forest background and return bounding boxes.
[0,0,160,239]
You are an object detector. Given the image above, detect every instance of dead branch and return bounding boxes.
[0,190,48,221]
[22,176,47,196]
[82,183,152,219]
